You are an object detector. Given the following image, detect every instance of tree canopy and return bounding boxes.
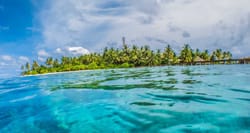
[22,44,233,75]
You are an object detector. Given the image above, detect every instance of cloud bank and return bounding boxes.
[37,0,250,57]
[0,55,30,77]
[1,0,250,77]
[55,46,90,56]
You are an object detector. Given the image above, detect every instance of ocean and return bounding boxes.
[0,65,250,132]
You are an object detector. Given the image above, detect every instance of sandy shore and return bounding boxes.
[23,69,94,77]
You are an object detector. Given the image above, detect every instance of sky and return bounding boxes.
[0,0,250,77]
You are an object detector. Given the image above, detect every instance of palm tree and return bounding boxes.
[53,59,60,67]
[122,44,130,54]
[32,61,39,70]
[140,45,152,66]
[25,62,30,71]
[162,45,176,65]
[223,51,232,60]
[210,52,217,61]
[121,44,130,63]
[46,57,54,67]
[214,49,222,60]
[200,50,210,61]
[61,56,70,65]
[193,48,201,60]
[179,44,193,64]
[155,49,162,65]
[72,57,80,65]
[147,50,157,66]
[129,45,138,64]
[20,40,235,75]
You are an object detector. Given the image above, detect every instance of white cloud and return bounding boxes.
[54,46,90,56]
[37,50,50,62]
[0,55,32,77]
[1,55,12,61]
[67,46,90,55]
[38,0,250,57]
[0,55,30,66]
[55,48,62,54]
[35,46,90,62]
[18,56,30,62]
[38,57,46,62]
[0,55,23,76]
[38,49,50,57]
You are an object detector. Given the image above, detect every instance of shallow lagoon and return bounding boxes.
[0,65,250,132]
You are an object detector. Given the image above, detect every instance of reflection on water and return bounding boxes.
[182,79,202,84]
[130,101,157,106]
[0,65,250,132]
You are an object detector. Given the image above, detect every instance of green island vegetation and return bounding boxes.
[21,44,233,75]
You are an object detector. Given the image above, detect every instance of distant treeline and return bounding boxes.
[21,44,232,75]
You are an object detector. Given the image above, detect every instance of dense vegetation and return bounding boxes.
[21,44,232,75]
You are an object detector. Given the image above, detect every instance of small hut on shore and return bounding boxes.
[193,56,205,65]
[240,57,250,64]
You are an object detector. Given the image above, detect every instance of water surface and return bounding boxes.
[0,65,250,132]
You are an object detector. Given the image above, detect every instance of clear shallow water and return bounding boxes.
[0,65,250,133]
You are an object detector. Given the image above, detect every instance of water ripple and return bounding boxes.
[0,65,250,132]
[146,93,227,104]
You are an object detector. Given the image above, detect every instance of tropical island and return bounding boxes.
[21,43,240,75]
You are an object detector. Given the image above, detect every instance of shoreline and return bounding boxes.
[23,69,95,77]
[22,63,249,77]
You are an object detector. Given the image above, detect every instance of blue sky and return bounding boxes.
[0,0,250,77]
[0,0,41,51]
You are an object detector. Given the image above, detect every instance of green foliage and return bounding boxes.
[162,45,176,65]
[46,57,54,67]
[200,50,210,61]
[179,44,193,63]
[21,44,233,75]
[120,63,130,68]
[87,62,98,69]
[32,61,39,71]
[25,62,30,71]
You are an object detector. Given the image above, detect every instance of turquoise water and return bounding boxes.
[0,65,250,133]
